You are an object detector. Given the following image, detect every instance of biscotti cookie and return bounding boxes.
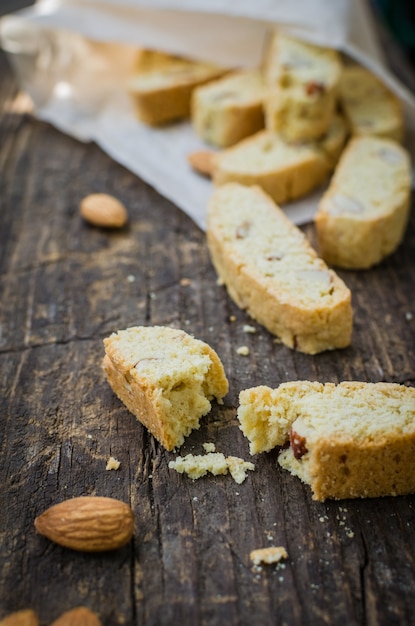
[191,70,265,148]
[339,65,404,142]
[237,381,415,501]
[207,184,352,354]
[128,49,227,126]
[264,32,342,141]
[103,326,229,450]
[212,114,347,204]
[315,136,412,269]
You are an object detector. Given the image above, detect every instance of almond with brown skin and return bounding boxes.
[80,193,128,228]
[34,496,134,552]
[50,607,102,626]
[0,610,39,626]
[187,150,215,177]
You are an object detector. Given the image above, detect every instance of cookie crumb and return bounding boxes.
[106,456,121,470]
[169,453,227,479]
[226,456,255,484]
[180,278,191,286]
[169,452,254,484]
[242,324,257,334]
[202,442,216,453]
[250,546,288,566]
[237,345,250,356]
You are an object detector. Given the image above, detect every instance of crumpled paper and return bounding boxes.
[1,0,415,230]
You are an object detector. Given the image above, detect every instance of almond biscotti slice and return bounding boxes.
[103,326,229,450]
[212,114,347,205]
[315,136,412,269]
[128,49,227,126]
[237,381,415,501]
[191,70,266,148]
[339,65,404,142]
[264,32,342,141]
[207,184,352,354]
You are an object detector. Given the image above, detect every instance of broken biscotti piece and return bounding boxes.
[103,326,229,450]
[264,32,342,141]
[315,136,412,269]
[191,70,265,148]
[237,381,415,501]
[128,49,227,125]
[212,114,347,204]
[339,65,404,142]
[207,184,352,354]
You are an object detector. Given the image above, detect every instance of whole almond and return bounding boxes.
[0,610,39,626]
[80,193,128,228]
[50,607,102,626]
[34,496,134,552]
[187,150,216,177]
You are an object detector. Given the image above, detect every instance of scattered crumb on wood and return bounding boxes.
[236,345,250,356]
[226,456,255,484]
[106,456,121,470]
[250,546,288,566]
[169,453,255,484]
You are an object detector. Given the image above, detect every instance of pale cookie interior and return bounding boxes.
[237,381,415,501]
[168,452,255,484]
[103,326,229,451]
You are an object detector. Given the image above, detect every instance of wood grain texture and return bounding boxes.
[1,46,415,626]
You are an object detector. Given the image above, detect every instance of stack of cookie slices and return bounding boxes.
[127,31,411,355]
[117,34,415,502]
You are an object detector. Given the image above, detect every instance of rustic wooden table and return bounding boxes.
[1,32,415,626]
